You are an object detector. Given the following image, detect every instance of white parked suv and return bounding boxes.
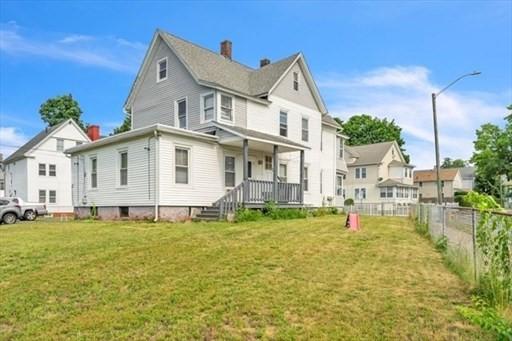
[1,197,48,221]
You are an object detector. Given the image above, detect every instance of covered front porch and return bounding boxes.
[205,123,308,215]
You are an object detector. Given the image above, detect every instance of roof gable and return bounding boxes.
[3,119,89,164]
[345,141,397,166]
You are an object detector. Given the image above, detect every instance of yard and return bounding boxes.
[0,216,491,340]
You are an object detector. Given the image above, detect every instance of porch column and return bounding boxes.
[243,138,249,203]
[273,144,278,202]
[299,149,304,204]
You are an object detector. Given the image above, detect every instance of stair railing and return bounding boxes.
[213,181,246,218]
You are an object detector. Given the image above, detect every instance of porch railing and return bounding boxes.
[214,179,302,218]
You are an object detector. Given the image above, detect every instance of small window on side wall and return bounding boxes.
[119,151,128,186]
[157,57,168,82]
[175,148,189,184]
[293,72,299,91]
[57,139,64,152]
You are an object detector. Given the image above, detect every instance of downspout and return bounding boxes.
[153,130,160,222]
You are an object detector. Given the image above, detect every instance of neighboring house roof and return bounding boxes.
[458,166,475,180]
[66,123,219,155]
[377,179,417,188]
[322,114,340,128]
[212,122,309,150]
[3,119,88,164]
[388,160,415,168]
[414,168,460,182]
[345,141,398,166]
[125,30,327,113]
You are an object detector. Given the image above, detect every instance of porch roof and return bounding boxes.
[212,122,310,152]
[377,179,418,188]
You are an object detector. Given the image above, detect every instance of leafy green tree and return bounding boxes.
[112,111,131,135]
[471,107,512,202]
[339,114,410,163]
[441,157,468,168]
[39,94,85,129]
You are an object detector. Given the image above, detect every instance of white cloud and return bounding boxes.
[0,126,28,158]
[0,23,145,73]
[319,66,509,169]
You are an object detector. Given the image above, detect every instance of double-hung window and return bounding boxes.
[338,137,344,159]
[336,175,343,196]
[279,111,288,137]
[202,93,214,122]
[293,72,299,91]
[157,57,167,82]
[49,164,56,176]
[264,156,273,170]
[355,188,366,200]
[175,148,189,184]
[176,98,187,129]
[279,164,287,183]
[38,163,46,176]
[301,117,309,142]
[225,156,235,187]
[49,190,56,204]
[119,151,128,186]
[380,186,393,198]
[39,190,46,203]
[220,94,233,121]
[90,157,97,188]
[355,167,366,179]
[57,139,64,152]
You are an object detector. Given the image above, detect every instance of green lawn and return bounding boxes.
[0,216,489,340]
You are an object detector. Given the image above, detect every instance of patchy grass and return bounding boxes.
[0,216,491,339]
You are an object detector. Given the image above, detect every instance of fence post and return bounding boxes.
[471,209,478,283]
[381,202,384,216]
[441,205,445,237]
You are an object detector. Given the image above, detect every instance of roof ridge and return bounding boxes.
[159,30,255,72]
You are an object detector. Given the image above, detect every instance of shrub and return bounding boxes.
[344,198,354,206]
[268,208,308,220]
[435,236,448,252]
[263,201,278,216]
[235,207,263,222]
[458,297,512,340]
[312,207,339,217]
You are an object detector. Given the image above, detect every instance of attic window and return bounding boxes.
[293,72,299,91]
[157,57,168,82]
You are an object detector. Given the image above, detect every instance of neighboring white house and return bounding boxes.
[3,119,90,214]
[414,168,463,203]
[459,166,475,191]
[67,29,348,221]
[344,141,418,204]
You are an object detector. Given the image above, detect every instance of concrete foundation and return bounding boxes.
[74,206,204,222]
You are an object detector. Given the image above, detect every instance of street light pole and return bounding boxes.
[431,71,481,205]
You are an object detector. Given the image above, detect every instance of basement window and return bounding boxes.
[119,206,129,218]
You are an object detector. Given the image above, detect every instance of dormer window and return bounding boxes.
[293,72,299,91]
[157,57,168,82]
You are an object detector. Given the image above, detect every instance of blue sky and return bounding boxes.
[1,1,511,168]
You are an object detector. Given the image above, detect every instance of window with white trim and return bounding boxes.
[380,186,393,198]
[57,139,64,152]
[201,93,214,122]
[336,175,343,196]
[90,157,97,188]
[175,148,189,184]
[157,57,167,82]
[119,151,128,186]
[220,94,233,121]
[38,163,46,176]
[224,156,235,187]
[39,190,46,203]
[279,164,287,183]
[337,137,344,159]
[176,98,187,129]
[279,111,288,137]
[264,156,273,170]
[301,117,309,142]
[355,188,366,200]
[293,72,299,91]
[49,164,56,177]
[355,167,367,179]
[49,190,56,204]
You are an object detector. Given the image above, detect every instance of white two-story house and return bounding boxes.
[67,30,348,221]
[344,141,418,205]
[3,119,90,215]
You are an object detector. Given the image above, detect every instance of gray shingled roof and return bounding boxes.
[160,31,299,98]
[322,114,339,127]
[3,120,69,164]
[345,141,395,166]
[377,179,417,188]
[213,122,308,150]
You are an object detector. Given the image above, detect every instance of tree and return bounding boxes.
[339,114,410,163]
[441,157,468,168]
[39,94,85,129]
[471,107,512,202]
[112,111,132,135]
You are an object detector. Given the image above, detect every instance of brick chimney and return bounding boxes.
[220,40,232,60]
[87,125,100,141]
[260,58,271,68]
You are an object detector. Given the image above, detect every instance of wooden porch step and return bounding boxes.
[194,207,221,222]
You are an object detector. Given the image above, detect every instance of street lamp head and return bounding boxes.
[470,71,482,76]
